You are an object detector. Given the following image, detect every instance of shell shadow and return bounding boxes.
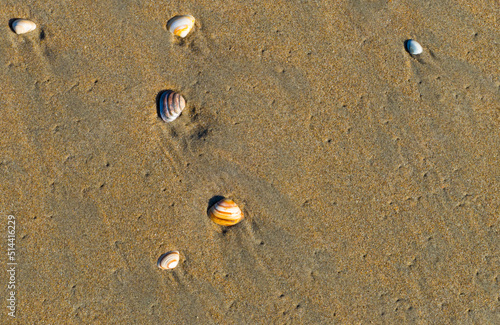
[207,195,225,214]
[403,39,411,54]
[156,90,170,120]
[8,18,19,32]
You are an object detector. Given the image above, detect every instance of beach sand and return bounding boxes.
[1,0,499,323]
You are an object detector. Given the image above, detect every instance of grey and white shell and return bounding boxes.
[405,39,423,55]
[158,91,186,122]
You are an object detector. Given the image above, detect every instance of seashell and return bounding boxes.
[11,19,37,34]
[208,198,244,226]
[167,15,195,38]
[158,91,186,122]
[157,251,180,270]
[405,39,423,55]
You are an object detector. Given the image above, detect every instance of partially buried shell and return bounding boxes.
[11,19,36,34]
[157,251,180,270]
[405,39,423,55]
[167,15,195,38]
[158,91,185,122]
[209,198,244,226]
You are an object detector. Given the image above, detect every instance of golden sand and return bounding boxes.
[1,0,499,323]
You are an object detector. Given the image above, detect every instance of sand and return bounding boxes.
[1,0,499,323]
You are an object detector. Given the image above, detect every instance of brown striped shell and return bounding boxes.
[157,251,180,270]
[158,91,185,122]
[208,198,244,226]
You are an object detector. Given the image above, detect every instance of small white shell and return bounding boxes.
[11,19,37,35]
[167,15,195,38]
[157,251,180,270]
[158,91,186,122]
[406,39,423,55]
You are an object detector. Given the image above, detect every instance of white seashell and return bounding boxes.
[158,90,186,122]
[167,15,195,38]
[157,251,180,270]
[11,19,37,34]
[406,39,423,55]
[208,198,244,226]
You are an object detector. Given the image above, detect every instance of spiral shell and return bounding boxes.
[405,39,423,55]
[167,15,195,38]
[11,19,36,34]
[209,198,244,226]
[157,251,180,270]
[158,91,185,122]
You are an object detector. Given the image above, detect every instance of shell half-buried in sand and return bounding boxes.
[209,198,244,226]
[158,91,185,122]
[157,251,180,270]
[167,15,195,38]
[11,19,36,34]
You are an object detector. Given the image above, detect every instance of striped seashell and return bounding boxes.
[158,91,185,122]
[167,15,195,38]
[167,15,194,37]
[157,251,180,270]
[405,39,423,55]
[209,198,244,226]
[11,19,36,34]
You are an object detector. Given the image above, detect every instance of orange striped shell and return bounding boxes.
[157,251,180,270]
[208,198,244,226]
[167,15,195,38]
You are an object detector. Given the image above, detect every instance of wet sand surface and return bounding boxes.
[1,0,499,323]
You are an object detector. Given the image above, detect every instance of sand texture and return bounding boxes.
[1,0,499,323]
